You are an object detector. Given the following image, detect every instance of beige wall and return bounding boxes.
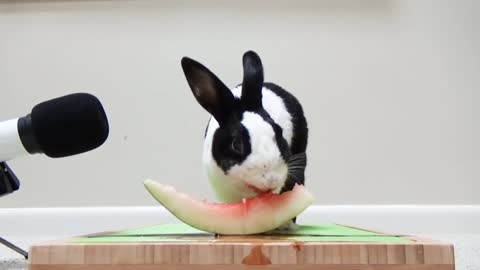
[0,0,478,207]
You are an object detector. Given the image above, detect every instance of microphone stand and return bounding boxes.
[0,162,29,259]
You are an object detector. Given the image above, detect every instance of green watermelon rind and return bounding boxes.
[144,179,314,235]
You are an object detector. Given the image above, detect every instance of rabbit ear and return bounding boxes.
[182,57,235,125]
[241,51,264,111]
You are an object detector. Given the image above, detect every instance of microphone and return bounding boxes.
[0,93,109,258]
[0,93,109,197]
[0,93,109,162]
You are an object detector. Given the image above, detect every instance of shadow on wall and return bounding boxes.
[0,0,394,17]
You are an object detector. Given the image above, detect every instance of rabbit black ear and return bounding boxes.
[181,57,235,125]
[241,51,264,111]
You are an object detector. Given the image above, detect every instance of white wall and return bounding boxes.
[0,0,478,207]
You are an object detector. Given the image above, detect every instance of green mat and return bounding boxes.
[73,224,411,244]
[104,223,382,236]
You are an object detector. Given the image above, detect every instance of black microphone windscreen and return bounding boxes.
[31,93,110,158]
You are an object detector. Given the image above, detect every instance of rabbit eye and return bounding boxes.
[231,137,244,154]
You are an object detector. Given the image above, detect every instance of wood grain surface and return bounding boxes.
[29,235,455,270]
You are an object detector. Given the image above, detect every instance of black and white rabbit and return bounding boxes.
[181,51,308,210]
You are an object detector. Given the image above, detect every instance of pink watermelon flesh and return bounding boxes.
[143,179,315,235]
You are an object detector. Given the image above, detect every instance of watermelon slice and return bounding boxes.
[144,179,314,235]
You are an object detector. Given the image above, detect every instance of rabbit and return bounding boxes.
[181,51,308,225]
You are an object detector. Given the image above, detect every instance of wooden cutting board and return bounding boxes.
[28,224,455,270]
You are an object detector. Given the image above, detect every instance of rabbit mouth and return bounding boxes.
[245,183,273,195]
